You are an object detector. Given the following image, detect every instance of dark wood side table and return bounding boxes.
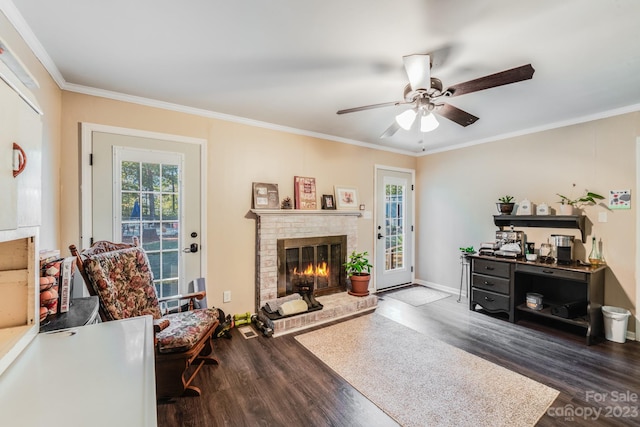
[40,296,100,333]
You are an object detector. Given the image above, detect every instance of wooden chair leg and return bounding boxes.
[196,336,219,365]
[155,357,192,399]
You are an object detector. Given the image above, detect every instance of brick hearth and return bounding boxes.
[251,209,377,335]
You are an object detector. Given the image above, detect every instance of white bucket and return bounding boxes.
[602,306,631,343]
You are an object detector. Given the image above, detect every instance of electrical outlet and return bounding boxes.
[598,212,608,223]
[223,290,231,303]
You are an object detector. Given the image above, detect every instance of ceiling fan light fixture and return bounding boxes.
[395,109,416,130]
[420,112,439,132]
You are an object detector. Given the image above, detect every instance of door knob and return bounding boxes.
[183,243,198,253]
[377,233,384,240]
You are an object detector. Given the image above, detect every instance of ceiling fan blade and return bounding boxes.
[403,54,431,92]
[437,104,479,127]
[380,122,401,138]
[445,64,535,97]
[337,101,401,115]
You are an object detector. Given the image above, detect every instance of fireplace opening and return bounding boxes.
[277,235,347,298]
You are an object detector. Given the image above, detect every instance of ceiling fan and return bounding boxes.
[337,54,535,138]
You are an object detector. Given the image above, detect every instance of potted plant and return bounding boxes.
[557,186,604,215]
[344,251,373,297]
[496,195,515,215]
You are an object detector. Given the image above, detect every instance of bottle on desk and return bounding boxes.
[588,236,603,266]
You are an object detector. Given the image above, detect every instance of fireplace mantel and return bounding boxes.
[250,209,361,217]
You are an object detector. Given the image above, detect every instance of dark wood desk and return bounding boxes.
[40,296,100,332]
[468,255,606,344]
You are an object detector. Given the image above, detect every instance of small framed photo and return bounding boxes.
[321,194,335,210]
[334,186,358,210]
[252,182,280,209]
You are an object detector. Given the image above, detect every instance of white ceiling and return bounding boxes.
[5,0,640,154]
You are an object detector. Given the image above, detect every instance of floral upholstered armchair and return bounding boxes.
[69,240,220,399]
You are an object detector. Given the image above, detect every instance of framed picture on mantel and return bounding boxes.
[334,186,358,210]
[252,182,280,209]
[294,176,317,210]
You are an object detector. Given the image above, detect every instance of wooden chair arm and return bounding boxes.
[153,319,170,333]
[157,291,206,304]
[158,291,207,313]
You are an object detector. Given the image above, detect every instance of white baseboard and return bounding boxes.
[413,279,466,297]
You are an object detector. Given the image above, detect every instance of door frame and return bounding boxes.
[373,164,416,291]
[79,122,208,280]
[627,136,640,341]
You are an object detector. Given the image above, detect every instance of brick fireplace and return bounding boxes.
[251,209,377,336]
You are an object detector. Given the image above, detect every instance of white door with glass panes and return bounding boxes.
[91,131,202,301]
[375,167,414,290]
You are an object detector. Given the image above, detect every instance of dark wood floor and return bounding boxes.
[157,287,640,426]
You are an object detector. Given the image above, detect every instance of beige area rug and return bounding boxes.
[384,286,450,306]
[295,315,559,427]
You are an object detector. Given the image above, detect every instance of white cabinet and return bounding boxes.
[0,73,42,231]
[0,317,158,426]
[0,78,20,230]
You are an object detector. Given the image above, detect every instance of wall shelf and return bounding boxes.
[493,215,586,240]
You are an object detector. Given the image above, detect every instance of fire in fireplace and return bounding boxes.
[277,235,347,298]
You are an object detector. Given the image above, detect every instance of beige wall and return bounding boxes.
[416,112,639,331]
[0,12,62,249]
[3,10,637,333]
[60,92,416,314]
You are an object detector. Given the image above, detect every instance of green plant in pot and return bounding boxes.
[557,186,604,215]
[496,195,515,215]
[344,251,373,297]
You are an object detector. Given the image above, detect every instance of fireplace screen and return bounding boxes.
[277,235,347,297]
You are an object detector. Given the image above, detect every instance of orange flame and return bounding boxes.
[293,262,329,277]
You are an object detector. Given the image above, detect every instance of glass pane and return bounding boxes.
[121,193,140,220]
[385,182,406,273]
[121,161,140,191]
[121,223,140,243]
[141,163,160,192]
[161,222,179,249]
[162,165,179,192]
[119,157,182,295]
[141,193,161,221]
[162,194,179,220]
[141,222,161,249]
[158,279,178,300]
[162,250,179,279]
[147,252,160,279]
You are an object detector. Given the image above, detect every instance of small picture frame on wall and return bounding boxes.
[321,194,335,210]
[334,186,358,210]
[252,182,280,209]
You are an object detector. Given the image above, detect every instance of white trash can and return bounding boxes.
[602,306,631,343]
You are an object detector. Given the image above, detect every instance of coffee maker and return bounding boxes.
[495,229,525,258]
[552,234,574,265]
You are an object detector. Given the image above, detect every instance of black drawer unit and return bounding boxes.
[469,254,606,345]
[469,257,514,321]
[473,258,511,279]
[471,288,510,312]
[472,274,510,294]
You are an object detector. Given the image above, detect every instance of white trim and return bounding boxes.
[4,0,640,158]
[373,165,416,291]
[0,0,65,87]
[412,279,460,296]
[79,123,208,282]
[419,103,640,156]
[636,137,640,340]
